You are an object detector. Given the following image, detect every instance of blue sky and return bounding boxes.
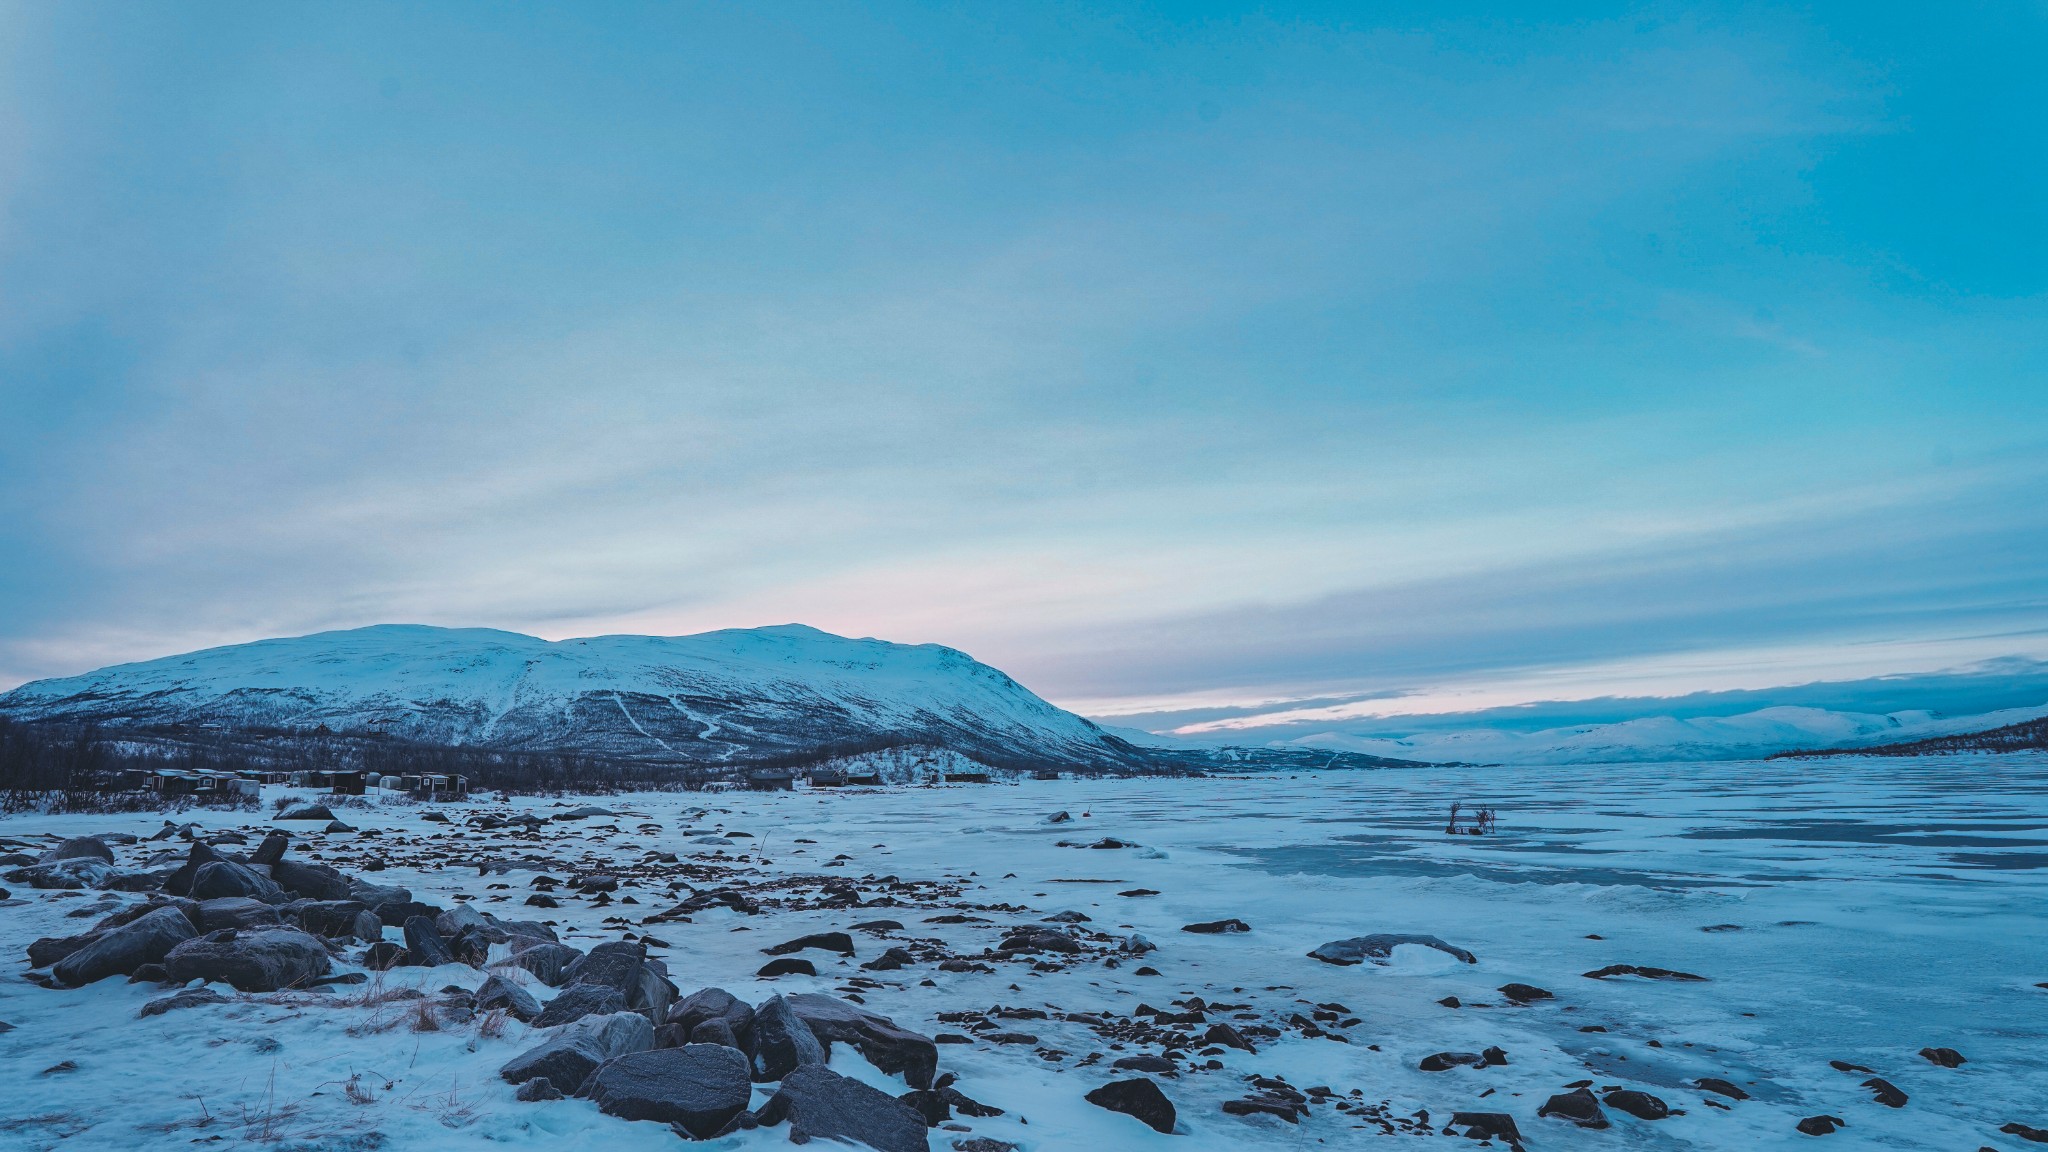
[2,2,2045,729]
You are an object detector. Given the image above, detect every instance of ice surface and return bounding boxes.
[2,755,2044,1150]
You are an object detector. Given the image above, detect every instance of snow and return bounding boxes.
[4,756,2045,1150]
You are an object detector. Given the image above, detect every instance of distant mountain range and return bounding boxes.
[0,624,1420,777]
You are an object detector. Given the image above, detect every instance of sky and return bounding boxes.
[2,2,2046,733]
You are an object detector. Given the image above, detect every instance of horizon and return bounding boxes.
[4,3,2046,736]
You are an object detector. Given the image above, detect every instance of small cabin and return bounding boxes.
[943,771,992,784]
[146,769,259,799]
[807,767,848,787]
[745,769,795,792]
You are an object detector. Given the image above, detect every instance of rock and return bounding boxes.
[362,941,406,970]
[7,857,115,890]
[28,932,98,969]
[294,900,381,942]
[1420,1052,1490,1072]
[1796,1115,1845,1135]
[40,836,114,865]
[786,993,940,1089]
[851,919,905,933]
[250,832,289,867]
[52,906,198,987]
[188,860,283,904]
[1085,1077,1176,1134]
[1181,919,1250,934]
[140,987,228,1017]
[515,1077,563,1102]
[1603,1089,1671,1120]
[403,916,457,967]
[163,928,333,991]
[752,993,827,1082]
[272,860,352,902]
[585,1044,752,1139]
[562,940,675,1014]
[348,879,412,907]
[1308,934,1477,966]
[1919,1046,1965,1068]
[499,1011,654,1096]
[670,987,756,1053]
[1582,964,1707,981]
[759,957,817,978]
[1203,1022,1255,1052]
[1446,1113,1522,1143]
[862,947,916,971]
[1499,982,1552,1004]
[1113,1054,1176,1073]
[276,803,335,821]
[436,903,490,937]
[2001,1122,2048,1144]
[325,820,355,834]
[765,931,856,956]
[1539,1088,1609,1128]
[1861,1077,1907,1108]
[532,983,627,1028]
[475,974,542,1022]
[757,1064,933,1152]
[197,897,281,932]
[952,1141,1018,1152]
[1695,1077,1750,1100]
[499,941,583,986]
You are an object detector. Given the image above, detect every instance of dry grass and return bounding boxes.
[407,997,441,1033]
[476,1007,508,1039]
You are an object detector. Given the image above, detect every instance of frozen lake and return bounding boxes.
[3,755,2044,1150]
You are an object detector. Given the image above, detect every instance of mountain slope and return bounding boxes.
[0,624,1157,773]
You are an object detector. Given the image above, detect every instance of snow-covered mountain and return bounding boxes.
[0,624,1157,773]
[1253,702,2048,765]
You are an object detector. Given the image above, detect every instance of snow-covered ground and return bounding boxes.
[4,756,2046,1150]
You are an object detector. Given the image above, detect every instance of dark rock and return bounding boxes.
[1582,964,1707,981]
[1919,1046,1965,1068]
[1204,1022,1255,1052]
[787,993,940,1089]
[373,899,444,926]
[1085,1077,1176,1134]
[1796,1115,1845,1135]
[190,860,285,904]
[757,1064,933,1152]
[951,1141,1018,1152]
[1696,1077,1750,1100]
[475,974,542,1022]
[325,820,355,834]
[41,836,114,864]
[585,1044,752,1139]
[670,987,756,1053]
[140,987,228,1017]
[533,983,627,1028]
[1499,982,1553,1004]
[251,833,289,867]
[1181,919,1250,934]
[163,928,332,991]
[272,860,352,902]
[515,1077,563,1102]
[53,906,198,987]
[28,932,97,969]
[563,940,675,1014]
[752,993,827,1082]
[197,897,281,932]
[500,941,583,986]
[362,941,407,970]
[1861,1078,1907,1108]
[403,916,457,967]
[851,919,905,933]
[1539,1088,1609,1128]
[759,957,817,978]
[1421,1052,1489,1072]
[294,900,381,942]
[1603,1089,1671,1120]
[2001,1122,2048,1144]
[900,1088,950,1126]
[942,1086,1003,1118]
[1308,934,1477,966]
[765,932,856,957]
[1446,1112,1522,1143]
[1113,1054,1176,1073]
[863,947,916,971]
[499,1011,654,1096]
[276,803,335,821]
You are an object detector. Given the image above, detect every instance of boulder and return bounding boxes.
[670,987,757,1053]
[403,916,457,967]
[757,1064,932,1152]
[293,900,381,942]
[1582,964,1707,981]
[28,932,98,969]
[52,906,198,987]
[1447,1113,1522,1143]
[1603,1088,1671,1120]
[250,833,290,867]
[197,898,282,932]
[1918,1047,1965,1068]
[1499,983,1552,1004]
[764,932,856,957]
[1181,919,1250,934]
[9,857,116,890]
[140,987,229,1017]
[1539,1088,1609,1129]
[759,957,816,978]
[40,836,114,865]
[362,941,407,970]
[515,1077,563,1102]
[533,983,626,1028]
[787,993,939,1089]
[272,860,352,902]
[348,879,412,907]
[498,1011,654,1096]
[164,928,332,992]
[753,993,827,1082]
[1797,1115,1845,1136]
[1695,1077,1750,1100]
[191,860,285,904]
[863,947,916,971]
[1308,934,1476,966]
[276,803,335,821]
[499,942,583,986]
[562,940,676,1014]
[585,1044,753,1139]
[475,974,543,1022]
[1084,1077,1176,1134]
[1861,1078,1907,1108]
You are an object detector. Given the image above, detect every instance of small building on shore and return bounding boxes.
[745,768,796,792]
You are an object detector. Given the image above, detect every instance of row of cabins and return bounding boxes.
[744,766,997,791]
[133,767,466,800]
